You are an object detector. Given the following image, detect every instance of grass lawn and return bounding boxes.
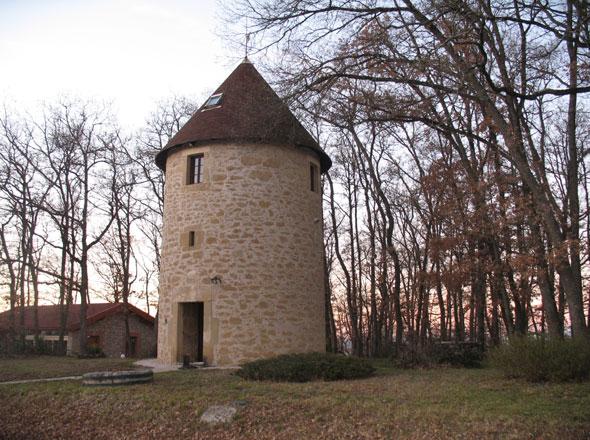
[0,360,588,439]
[0,356,137,382]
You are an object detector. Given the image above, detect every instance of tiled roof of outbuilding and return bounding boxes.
[0,303,154,332]
[154,59,331,173]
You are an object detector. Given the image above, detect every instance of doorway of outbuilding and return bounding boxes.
[178,302,204,363]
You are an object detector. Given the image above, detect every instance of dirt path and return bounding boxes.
[0,376,82,385]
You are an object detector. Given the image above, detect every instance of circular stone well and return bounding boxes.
[82,369,153,386]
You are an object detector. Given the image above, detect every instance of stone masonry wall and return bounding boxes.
[157,142,326,365]
[69,313,156,358]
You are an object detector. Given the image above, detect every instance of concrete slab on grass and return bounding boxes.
[200,405,238,425]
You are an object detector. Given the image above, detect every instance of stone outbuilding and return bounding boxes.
[155,59,332,366]
[0,303,156,358]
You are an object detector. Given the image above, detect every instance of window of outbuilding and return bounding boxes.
[188,231,196,247]
[187,154,204,184]
[87,335,100,349]
[310,162,319,192]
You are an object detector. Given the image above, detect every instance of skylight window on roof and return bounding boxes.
[203,93,223,110]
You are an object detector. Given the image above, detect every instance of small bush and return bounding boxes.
[392,342,483,368]
[237,352,375,382]
[391,344,431,368]
[33,336,49,355]
[489,336,590,382]
[429,342,484,367]
[78,345,106,359]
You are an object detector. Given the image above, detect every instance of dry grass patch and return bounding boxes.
[0,364,588,439]
[0,355,136,382]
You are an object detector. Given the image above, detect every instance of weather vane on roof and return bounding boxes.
[244,19,251,62]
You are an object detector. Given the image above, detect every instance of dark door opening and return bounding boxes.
[180,302,204,362]
[128,336,138,357]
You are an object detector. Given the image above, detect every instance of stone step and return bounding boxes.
[177,361,205,369]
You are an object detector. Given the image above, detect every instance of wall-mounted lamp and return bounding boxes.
[210,275,222,285]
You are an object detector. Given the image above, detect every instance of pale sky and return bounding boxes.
[0,0,242,128]
[0,0,246,311]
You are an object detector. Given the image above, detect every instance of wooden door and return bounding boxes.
[181,302,204,362]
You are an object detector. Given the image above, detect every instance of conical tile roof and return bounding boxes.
[155,60,331,172]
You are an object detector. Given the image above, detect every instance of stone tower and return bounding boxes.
[155,60,332,366]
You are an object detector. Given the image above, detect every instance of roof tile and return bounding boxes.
[0,303,154,332]
[154,60,331,172]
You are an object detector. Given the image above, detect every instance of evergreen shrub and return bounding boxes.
[489,336,590,382]
[393,342,484,368]
[237,352,375,382]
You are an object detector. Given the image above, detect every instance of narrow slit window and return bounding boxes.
[188,154,204,184]
[87,335,100,349]
[188,231,195,247]
[202,93,223,110]
[310,163,319,192]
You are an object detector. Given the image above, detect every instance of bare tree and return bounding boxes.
[134,97,197,274]
[232,0,590,342]
[33,100,116,355]
[0,110,49,352]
